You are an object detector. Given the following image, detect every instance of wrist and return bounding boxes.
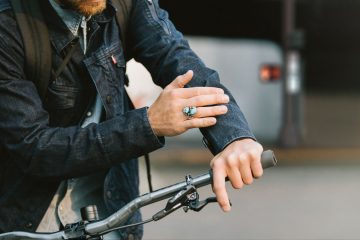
[147,106,160,137]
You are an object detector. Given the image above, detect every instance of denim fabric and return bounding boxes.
[0,0,255,236]
[0,0,9,12]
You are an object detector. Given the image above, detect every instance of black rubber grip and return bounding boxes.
[261,150,277,169]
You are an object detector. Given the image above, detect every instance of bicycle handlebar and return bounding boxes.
[0,150,277,240]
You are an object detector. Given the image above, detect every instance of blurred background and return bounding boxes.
[126,0,360,239]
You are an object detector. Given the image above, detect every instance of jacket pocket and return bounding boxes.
[46,84,79,109]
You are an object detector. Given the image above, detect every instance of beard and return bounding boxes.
[58,0,107,17]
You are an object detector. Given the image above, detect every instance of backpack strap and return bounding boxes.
[11,0,132,100]
[10,0,51,101]
[112,0,133,60]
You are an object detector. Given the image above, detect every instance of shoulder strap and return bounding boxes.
[112,0,133,60]
[10,0,51,101]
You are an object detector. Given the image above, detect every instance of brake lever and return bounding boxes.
[152,185,197,221]
[187,196,218,212]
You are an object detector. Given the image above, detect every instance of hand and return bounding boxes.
[210,138,263,212]
[148,70,230,137]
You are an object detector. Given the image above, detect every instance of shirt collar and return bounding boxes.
[49,0,84,37]
[48,0,116,33]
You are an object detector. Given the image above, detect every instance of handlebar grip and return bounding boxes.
[261,150,277,169]
[209,150,277,183]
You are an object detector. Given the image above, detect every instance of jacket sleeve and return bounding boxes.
[128,0,256,155]
[0,11,164,179]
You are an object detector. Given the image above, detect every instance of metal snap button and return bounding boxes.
[106,95,113,104]
[25,221,33,229]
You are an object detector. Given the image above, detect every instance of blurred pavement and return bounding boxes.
[131,88,360,239]
[138,150,360,240]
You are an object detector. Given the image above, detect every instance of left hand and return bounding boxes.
[210,138,263,212]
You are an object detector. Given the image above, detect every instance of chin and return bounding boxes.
[60,0,107,17]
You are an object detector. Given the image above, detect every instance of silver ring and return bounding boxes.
[183,106,197,118]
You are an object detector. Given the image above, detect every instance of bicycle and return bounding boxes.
[0,150,277,240]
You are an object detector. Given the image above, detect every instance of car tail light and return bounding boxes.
[260,64,282,82]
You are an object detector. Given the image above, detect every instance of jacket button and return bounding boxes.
[106,95,112,104]
[86,111,92,117]
[128,234,135,240]
[25,221,33,229]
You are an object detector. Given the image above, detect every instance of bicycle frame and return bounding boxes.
[0,150,277,240]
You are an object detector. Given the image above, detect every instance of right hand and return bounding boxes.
[148,70,230,137]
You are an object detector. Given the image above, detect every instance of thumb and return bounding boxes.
[166,70,193,90]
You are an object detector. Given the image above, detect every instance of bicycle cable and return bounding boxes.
[97,218,154,236]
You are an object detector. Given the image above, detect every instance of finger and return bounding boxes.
[166,70,193,90]
[238,156,254,185]
[194,105,228,118]
[227,168,244,189]
[251,153,263,179]
[177,87,224,98]
[183,117,217,129]
[212,165,231,212]
[187,94,230,107]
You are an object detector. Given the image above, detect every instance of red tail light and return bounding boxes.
[260,64,282,82]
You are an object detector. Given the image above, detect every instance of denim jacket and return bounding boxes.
[0,0,255,236]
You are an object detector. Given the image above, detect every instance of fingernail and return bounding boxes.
[223,205,231,212]
[224,95,230,102]
[217,89,224,94]
[221,106,228,113]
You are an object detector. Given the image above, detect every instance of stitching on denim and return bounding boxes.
[97,128,112,165]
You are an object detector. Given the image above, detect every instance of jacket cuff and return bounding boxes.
[98,107,165,164]
[202,130,256,155]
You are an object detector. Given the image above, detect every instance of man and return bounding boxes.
[0,0,263,239]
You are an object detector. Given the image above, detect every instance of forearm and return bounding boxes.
[0,79,164,179]
[129,0,255,153]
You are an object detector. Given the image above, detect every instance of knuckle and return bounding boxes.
[211,158,224,169]
[226,154,238,167]
[169,90,178,98]
[196,97,205,106]
[212,182,224,194]
[212,107,220,115]
[248,148,260,159]
[238,153,250,165]
[212,184,221,193]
